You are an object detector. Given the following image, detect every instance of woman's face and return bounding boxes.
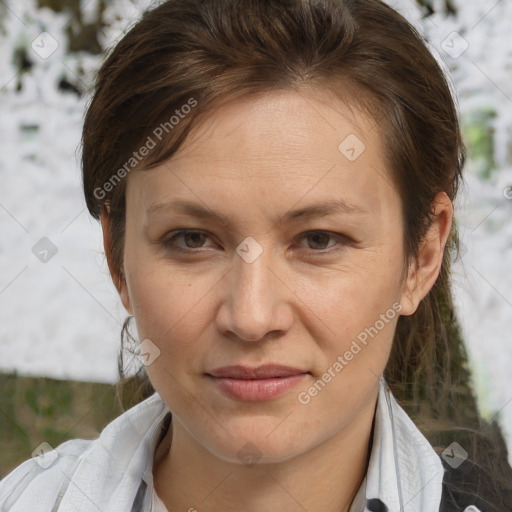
[116,88,415,464]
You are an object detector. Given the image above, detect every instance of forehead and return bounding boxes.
[173,88,379,169]
[127,88,398,221]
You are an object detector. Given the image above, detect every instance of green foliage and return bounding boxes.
[462,107,497,179]
[0,373,122,478]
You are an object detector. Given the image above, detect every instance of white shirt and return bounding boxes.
[0,378,481,512]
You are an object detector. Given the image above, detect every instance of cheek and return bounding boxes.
[127,264,214,342]
[293,254,402,386]
[124,261,216,409]
[121,236,204,350]
[297,252,403,334]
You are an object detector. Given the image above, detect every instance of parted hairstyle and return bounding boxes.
[80,0,512,509]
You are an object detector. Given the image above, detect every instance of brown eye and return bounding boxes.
[163,230,213,252]
[296,231,347,253]
[181,231,208,248]
[305,232,335,250]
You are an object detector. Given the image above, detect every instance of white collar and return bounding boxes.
[350,378,445,511]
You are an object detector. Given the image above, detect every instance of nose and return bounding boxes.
[215,245,294,343]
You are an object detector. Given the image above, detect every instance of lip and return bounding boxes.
[206,364,310,401]
[207,364,308,379]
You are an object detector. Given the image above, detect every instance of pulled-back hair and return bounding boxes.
[81,0,512,509]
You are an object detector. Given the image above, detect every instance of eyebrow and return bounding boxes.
[147,198,368,225]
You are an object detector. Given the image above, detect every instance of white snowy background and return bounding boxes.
[0,0,511,461]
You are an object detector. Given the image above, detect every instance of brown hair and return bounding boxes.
[81,0,512,508]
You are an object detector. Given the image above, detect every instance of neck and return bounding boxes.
[153,395,377,512]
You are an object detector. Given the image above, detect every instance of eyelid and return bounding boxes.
[162,229,351,254]
[295,230,351,254]
[162,229,218,252]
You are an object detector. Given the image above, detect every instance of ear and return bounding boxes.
[399,191,453,316]
[100,209,134,315]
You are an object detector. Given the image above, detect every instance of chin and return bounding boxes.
[200,420,311,466]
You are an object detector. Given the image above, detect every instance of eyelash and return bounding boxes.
[161,229,350,255]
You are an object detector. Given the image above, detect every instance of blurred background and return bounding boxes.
[0,0,511,476]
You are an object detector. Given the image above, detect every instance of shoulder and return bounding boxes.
[0,391,170,512]
[376,383,492,512]
[0,438,93,511]
[439,422,512,512]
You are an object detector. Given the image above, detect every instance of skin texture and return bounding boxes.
[101,88,452,512]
